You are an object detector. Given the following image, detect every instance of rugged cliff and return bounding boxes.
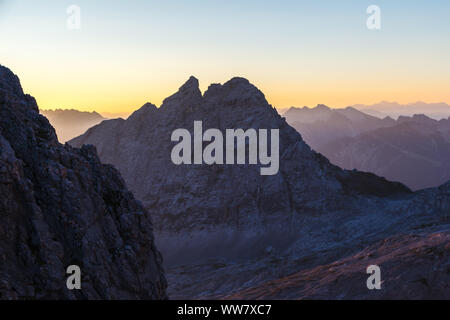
[0,65,167,299]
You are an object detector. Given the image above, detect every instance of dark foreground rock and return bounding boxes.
[0,65,167,299]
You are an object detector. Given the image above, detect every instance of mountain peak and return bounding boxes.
[221,77,259,93]
[285,106,300,113]
[161,76,202,109]
[219,77,266,104]
[225,76,251,86]
[180,75,199,92]
[127,102,158,121]
[0,65,24,96]
[315,104,331,110]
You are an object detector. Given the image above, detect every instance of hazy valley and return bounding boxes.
[40,109,107,143]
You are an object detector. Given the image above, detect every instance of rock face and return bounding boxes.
[0,65,167,299]
[40,109,107,143]
[70,76,450,299]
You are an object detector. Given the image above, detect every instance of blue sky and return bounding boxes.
[1,0,449,113]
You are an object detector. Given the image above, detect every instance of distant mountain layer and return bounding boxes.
[40,109,106,143]
[0,65,167,299]
[70,77,449,299]
[284,105,450,190]
[352,101,450,120]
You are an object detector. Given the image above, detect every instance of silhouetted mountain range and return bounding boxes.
[322,115,450,191]
[284,105,450,190]
[70,77,450,299]
[352,101,450,120]
[284,105,396,148]
[0,65,166,299]
[40,109,106,143]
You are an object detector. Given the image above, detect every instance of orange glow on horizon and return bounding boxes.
[25,75,450,115]
[6,55,450,115]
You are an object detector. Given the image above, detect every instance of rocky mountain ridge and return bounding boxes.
[70,76,449,299]
[283,104,396,148]
[71,77,412,234]
[284,105,450,190]
[221,230,450,300]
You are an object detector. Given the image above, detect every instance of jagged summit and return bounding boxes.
[284,104,331,115]
[162,75,202,109]
[174,75,200,98]
[127,102,158,121]
[161,76,268,112]
[204,77,267,106]
[181,75,200,90]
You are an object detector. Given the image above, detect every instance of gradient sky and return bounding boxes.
[1,0,449,114]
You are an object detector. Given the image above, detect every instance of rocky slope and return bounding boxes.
[221,230,450,300]
[40,109,107,143]
[70,76,450,299]
[0,65,167,299]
